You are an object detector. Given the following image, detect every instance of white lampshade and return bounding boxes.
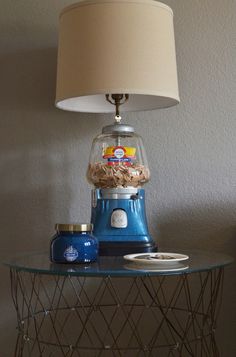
[55,0,180,113]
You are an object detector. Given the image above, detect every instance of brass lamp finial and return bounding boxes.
[106,94,129,122]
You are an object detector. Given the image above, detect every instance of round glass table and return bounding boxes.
[5,250,233,357]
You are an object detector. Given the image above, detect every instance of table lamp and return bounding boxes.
[55,0,180,255]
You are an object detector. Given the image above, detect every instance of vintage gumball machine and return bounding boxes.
[55,1,180,255]
[87,95,157,255]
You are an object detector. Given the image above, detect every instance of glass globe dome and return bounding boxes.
[87,124,150,189]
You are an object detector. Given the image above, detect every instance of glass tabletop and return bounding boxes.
[3,250,233,277]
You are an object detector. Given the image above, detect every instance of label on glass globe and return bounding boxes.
[64,246,79,262]
[114,147,125,159]
[103,146,136,166]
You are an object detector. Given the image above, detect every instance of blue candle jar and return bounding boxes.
[50,223,98,263]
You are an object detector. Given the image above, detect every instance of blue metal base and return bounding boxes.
[99,239,157,256]
[91,189,157,256]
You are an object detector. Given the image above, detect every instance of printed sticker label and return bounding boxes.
[103,146,136,166]
[64,246,79,262]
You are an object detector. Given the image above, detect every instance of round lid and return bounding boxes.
[102,124,134,135]
[55,223,93,232]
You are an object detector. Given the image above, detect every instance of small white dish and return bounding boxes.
[124,263,189,272]
[123,252,189,265]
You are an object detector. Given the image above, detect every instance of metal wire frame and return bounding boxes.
[10,268,224,357]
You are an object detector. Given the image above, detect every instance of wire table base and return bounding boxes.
[11,267,224,357]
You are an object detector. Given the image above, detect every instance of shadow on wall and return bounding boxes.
[0,48,58,253]
[0,48,57,112]
[147,202,236,253]
[0,48,109,252]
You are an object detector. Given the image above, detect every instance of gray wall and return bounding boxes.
[0,0,235,355]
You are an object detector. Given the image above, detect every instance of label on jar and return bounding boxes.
[103,146,136,166]
[64,246,79,262]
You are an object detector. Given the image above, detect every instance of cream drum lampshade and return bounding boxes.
[55,0,180,113]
